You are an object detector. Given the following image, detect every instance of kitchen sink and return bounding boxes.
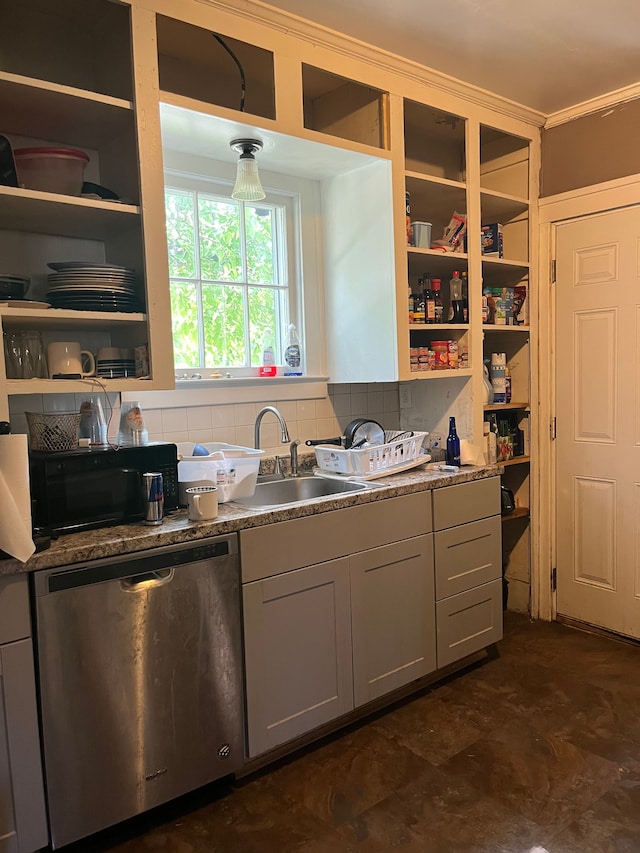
[233,474,370,508]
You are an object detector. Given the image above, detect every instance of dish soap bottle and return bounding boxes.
[283,323,303,376]
[446,416,461,466]
[259,329,277,377]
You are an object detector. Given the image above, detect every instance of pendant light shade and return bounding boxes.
[230,138,266,201]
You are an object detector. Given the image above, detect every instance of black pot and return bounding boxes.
[306,418,384,449]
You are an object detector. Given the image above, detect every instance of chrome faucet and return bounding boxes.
[254,406,291,450]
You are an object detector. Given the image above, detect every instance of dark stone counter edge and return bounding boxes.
[0,465,502,576]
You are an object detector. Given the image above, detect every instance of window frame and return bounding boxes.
[164,170,299,376]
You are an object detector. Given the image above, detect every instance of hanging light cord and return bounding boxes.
[211,33,246,112]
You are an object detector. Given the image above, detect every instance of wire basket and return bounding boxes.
[26,411,81,452]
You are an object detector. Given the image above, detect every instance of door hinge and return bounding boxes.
[550,417,556,440]
[551,258,557,283]
[551,567,557,592]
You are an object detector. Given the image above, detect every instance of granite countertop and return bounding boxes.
[0,463,501,576]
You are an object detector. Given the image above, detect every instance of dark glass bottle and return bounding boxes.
[432,278,443,323]
[446,416,461,466]
[423,273,435,323]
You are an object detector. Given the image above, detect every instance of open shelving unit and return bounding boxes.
[0,0,175,419]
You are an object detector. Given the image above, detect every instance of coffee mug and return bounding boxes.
[48,341,95,378]
[186,485,218,521]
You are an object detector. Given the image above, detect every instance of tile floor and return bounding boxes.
[68,612,640,853]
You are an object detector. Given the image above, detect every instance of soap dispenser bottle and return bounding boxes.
[283,323,303,376]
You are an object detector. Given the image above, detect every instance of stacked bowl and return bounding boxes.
[96,347,136,379]
[0,273,29,301]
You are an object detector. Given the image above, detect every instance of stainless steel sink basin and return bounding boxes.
[234,475,369,508]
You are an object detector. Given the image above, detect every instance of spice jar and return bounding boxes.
[431,340,449,369]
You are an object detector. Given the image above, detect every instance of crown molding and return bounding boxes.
[545,82,640,128]
[191,0,546,128]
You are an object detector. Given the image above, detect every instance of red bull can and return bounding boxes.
[143,472,164,525]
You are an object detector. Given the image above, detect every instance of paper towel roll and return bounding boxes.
[0,434,35,562]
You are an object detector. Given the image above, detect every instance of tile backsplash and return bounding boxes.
[8,383,401,457]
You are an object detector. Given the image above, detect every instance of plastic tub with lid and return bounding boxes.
[14,147,90,196]
[177,442,264,504]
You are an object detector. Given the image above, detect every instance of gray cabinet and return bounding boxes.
[351,534,435,707]
[0,576,48,853]
[241,492,435,758]
[432,478,503,668]
[243,557,354,758]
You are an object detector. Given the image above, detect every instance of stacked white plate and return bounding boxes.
[46,262,142,313]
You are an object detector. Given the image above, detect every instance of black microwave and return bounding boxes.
[29,442,179,534]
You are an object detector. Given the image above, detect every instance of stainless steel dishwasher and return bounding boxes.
[32,534,244,850]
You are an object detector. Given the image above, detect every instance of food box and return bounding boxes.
[481,223,504,257]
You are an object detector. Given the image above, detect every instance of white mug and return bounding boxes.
[186,485,218,521]
[47,341,95,378]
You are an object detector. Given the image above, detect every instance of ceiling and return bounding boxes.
[262,0,640,115]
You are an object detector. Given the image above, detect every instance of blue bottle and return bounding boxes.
[446,416,461,466]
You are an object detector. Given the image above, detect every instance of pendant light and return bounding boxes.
[230,138,265,201]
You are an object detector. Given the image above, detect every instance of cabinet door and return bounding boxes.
[350,534,436,708]
[243,558,353,758]
[0,640,48,853]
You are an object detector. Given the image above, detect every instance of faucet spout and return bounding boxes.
[254,406,291,450]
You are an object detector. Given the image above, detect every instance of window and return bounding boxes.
[165,176,296,373]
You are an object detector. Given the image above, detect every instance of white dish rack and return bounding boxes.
[314,431,429,478]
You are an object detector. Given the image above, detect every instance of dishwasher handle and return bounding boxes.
[120,567,175,592]
[34,535,237,595]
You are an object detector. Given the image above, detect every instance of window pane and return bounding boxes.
[165,190,195,278]
[170,281,199,367]
[202,283,246,367]
[246,205,275,284]
[198,197,242,282]
[248,286,278,367]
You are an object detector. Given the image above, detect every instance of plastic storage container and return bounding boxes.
[13,147,89,196]
[177,442,264,504]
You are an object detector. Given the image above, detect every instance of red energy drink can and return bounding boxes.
[143,472,164,525]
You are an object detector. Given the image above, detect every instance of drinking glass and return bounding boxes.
[3,331,23,379]
[20,330,47,378]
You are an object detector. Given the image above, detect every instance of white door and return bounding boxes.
[555,205,640,638]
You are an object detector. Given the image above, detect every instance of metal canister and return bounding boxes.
[143,472,164,525]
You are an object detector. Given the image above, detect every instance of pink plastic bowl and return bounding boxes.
[14,146,90,196]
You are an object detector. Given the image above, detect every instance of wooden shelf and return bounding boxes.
[502,506,529,522]
[480,188,529,223]
[0,307,146,329]
[409,368,473,380]
[483,324,529,333]
[484,402,529,411]
[410,323,468,331]
[0,71,133,148]
[0,186,139,240]
[6,377,150,395]
[501,456,530,467]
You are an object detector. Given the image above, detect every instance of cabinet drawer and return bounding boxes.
[436,578,503,668]
[0,576,30,645]
[434,516,502,600]
[432,477,501,531]
[240,492,432,582]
